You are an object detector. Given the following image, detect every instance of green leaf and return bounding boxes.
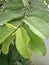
[29,0,48,10]
[3,0,24,10]
[28,9,49,24]
[2,35,14,54]
[16,27,31,59]
[27,0,49,25]
[0,10,24,26]
[22,0,28,6]
[24,16,49,39]
[27,0,49,22]
[0,20,21,44]
[23,24,46,56]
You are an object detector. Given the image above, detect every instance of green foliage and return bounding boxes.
[23,24,46,56]
[16,27,31,58]
[2,35,14,54]
[24,16,49,39]
[0,45,30,65]
[0,0,49,64]
[0,20,21,43]
[22,0,28,6]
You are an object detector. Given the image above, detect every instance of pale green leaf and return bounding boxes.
[29,0,48,10]
[16,27,31,59]
[24,17,49,39]
[22,0,28,6]
[28,0,49,21]
[0,54,8,65]
[2,35,14,54]
[0,20,21,44]
[28,9,49,24]
[27,0,49,26]
[23,24,46,56]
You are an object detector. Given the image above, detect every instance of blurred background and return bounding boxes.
[31,39,49,65]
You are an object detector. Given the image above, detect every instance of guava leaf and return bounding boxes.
[29,0,48,10]
[22,0,28,6]
[2,35,14,54]
[0,10,24,26]
[16,27,31,59]
[28,10,49,24]
[24,16,49,39]
[0,21,21,44]
[3,0,24,10]
[23,24,46,56]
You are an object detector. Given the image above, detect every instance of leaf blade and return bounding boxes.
[24,16,49,39]
[2,35,14,54]
[0,20,21,44]
[16,27,31,59]
[22,0,28,6]
[0,10,24,26]
[24,24,46,56]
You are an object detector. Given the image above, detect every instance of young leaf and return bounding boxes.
[16,27,31,59]
[24,24,46,56]
[2,35,14,54]
[24,17,49,39]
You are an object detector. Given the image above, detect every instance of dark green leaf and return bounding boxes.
[0,54,8,65]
